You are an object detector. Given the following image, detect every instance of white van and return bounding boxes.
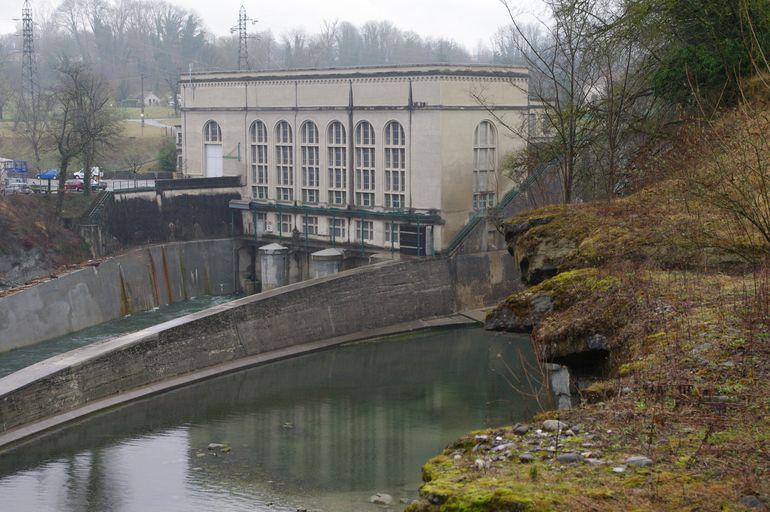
[73,167,102,179]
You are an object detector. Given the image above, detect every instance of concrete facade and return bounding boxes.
[0,239,239,352]
[0,250,520,447]
[179,65,533,252]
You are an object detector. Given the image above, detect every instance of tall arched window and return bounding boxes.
[250,121,268,199]
[384,121,405,209]
[355,121,375,207]
[473,121,497,210]
[275,121,294,202]
[300,121,319,204]
[203,121,223,177]
[327,121,347,206]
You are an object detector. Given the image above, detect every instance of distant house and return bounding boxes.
[143,92,161,106]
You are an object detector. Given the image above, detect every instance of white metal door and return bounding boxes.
[205,144,223,177]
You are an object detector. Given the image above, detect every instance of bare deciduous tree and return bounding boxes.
[52,60,120,201]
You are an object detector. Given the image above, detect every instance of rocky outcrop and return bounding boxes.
[485,267,623,363]
[500,208,590,286]
[503,216,576,285]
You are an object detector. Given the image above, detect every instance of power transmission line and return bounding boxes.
[21,0,37,107]
[230,5,257,71]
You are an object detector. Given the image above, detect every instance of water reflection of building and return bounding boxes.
[0,331,542,510]
[184,331,542,493]
[178,65,535,252]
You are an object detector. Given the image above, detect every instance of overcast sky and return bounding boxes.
[0,0,546,52]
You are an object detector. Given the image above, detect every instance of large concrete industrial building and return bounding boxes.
[177,64,538,254]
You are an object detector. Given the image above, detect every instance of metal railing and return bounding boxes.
[110,179,156,192]
[157,176,241,190]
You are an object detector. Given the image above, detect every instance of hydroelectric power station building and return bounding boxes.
[178,64,536,254]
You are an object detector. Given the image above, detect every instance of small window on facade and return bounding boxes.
[327,121,347,206]
[473,121,497,210]
[330,218,346,240]
[275,121,294,202]
[278,213,293,234]
[355,121,375,207]
[302,215,319,235]
[250,120,269,199]
[356,220,374,242]
[301,121,320,204]
[384,121,406,209]
[255,212,267,234]
[204,121,222,143]
[385,223,401,245]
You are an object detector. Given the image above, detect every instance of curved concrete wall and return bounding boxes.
[0,250,520,449]
[0,239,239,352]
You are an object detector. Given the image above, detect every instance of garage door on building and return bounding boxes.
[205,144,223,177]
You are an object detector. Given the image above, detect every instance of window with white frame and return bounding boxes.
[275,121,294,202]
[385,223,401,245]
[204,121,221,143]
[473,120,497,210]
[384,121,406,209]
[327,121,347,206]
[355,121,375,207]
[356,220,374,242]
[330,218,346,240]
[302,215,318,235]
[278,213,293,234]
[301,121,320,204]
[250,120,269,199]
[255,212,267,234]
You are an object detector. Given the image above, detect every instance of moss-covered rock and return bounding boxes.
[486,268,633,362]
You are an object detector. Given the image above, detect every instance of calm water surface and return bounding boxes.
[0,327,545,512]
[0,295,240,378]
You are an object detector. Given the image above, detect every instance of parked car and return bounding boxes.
[92,180,108,191]
[65,179,108,192]
[36,169,60,180]
[73,167,102,179]
[2,181,33,195]
[64,179,84,191]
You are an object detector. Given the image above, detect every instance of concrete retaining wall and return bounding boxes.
[0,239,239,352]
[0,250,521,448]
[108,190,241,245]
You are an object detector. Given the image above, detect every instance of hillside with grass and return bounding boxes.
[406,101,770,511]
[0,106,178,174]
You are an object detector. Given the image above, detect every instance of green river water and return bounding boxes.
[0,326,544,512]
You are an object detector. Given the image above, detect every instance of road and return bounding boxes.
[126,118,177,130]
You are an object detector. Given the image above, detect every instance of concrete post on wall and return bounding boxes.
[259,243,289,291]
[545,363,572,410]
[310,248,345,279]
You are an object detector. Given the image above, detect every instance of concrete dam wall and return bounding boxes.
[0,249,520,449]
[0,239,240,352]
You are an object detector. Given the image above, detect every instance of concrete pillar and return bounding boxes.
[545,363,572,410]
[259,243,288,291]
[425,225,435,256]
[310,248,345,279]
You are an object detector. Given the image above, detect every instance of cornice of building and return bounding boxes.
[179,64,529,86]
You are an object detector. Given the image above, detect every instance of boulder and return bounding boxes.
[369,493,394,505]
